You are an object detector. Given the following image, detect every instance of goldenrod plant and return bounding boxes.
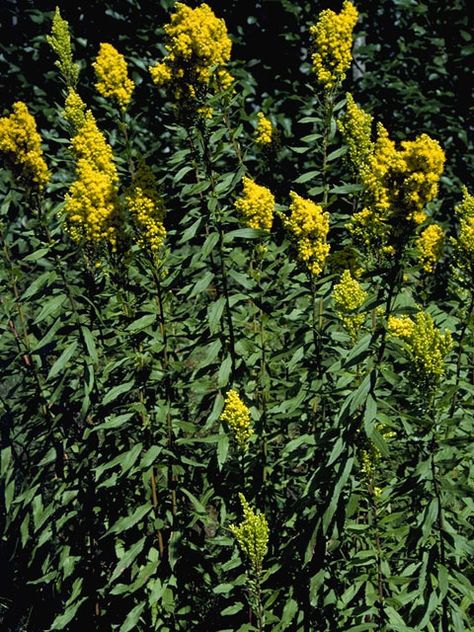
[0,2,472,631]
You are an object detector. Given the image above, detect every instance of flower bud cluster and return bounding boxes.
[454,186,474,274]
[229,493,269,574]
[46,7,79,87]
[332,269,367,339]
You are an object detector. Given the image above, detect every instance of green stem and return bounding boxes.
[429,429,449,632]
[198,120,237,382]
[449,291,474,417]
[151,265,177,517]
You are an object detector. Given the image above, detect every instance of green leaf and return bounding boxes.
[34,294,66,323]
[294,170,321,184]
[221,602,244,616]
[82,326,98,364]
[110,536,146,583]
[47,340,78,380]
[218,354,232,387]
[102,380,135,406]
[119,602,146,632]
[208,297,226,334]
[224,228,263,242]
[126,314,156,332]
[327,146,347,161]
[107,503,151,535]
[190,271,214,298]
[217,433,229,470]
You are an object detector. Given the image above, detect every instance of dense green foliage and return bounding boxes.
[1,1,473,631]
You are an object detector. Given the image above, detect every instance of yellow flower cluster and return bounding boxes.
[332,269,367,339]
[229,493,269,574]
[0,101,50,190]
[309,1,358,89]
[46,7,79,87]
[234,177,275,232]
[64,88,87,132]
[286,192,330,276]
[255,112,273,145]
[399,134,446,218]
[388,312,452,392]
[126,165,166,255]
[338,93,373,175]
[149,3,233,101]
[416,224,444,273]
[454,187,474,268]
[220,389,253,451]
[64,111,119,248]
[93,43,134,110]
[349,123,445,249]
[387,315,415,339]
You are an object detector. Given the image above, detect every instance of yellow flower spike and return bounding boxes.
[309,1,359,89]
[220,390,254,451]
[229,493,269,574]
[255,112,273,145]
[0,102,50,190]
[63,111,120,248]
[338,94,373,176]
[63,88,87,132]
[416,224,444,273]
[388,312,452,393]
[126,164,166,255]
[149,3,232,102]
[332,269,367,339]
[234,177,275,232]
[286,192,330,276]
[453,187,474,269]
[93,43,134,110]
[46,7,80,87]
[348,123,445,251]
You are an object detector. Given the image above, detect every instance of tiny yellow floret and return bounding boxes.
[63,88,87,132]
[338,93,373,175]
[454,187,474,270]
